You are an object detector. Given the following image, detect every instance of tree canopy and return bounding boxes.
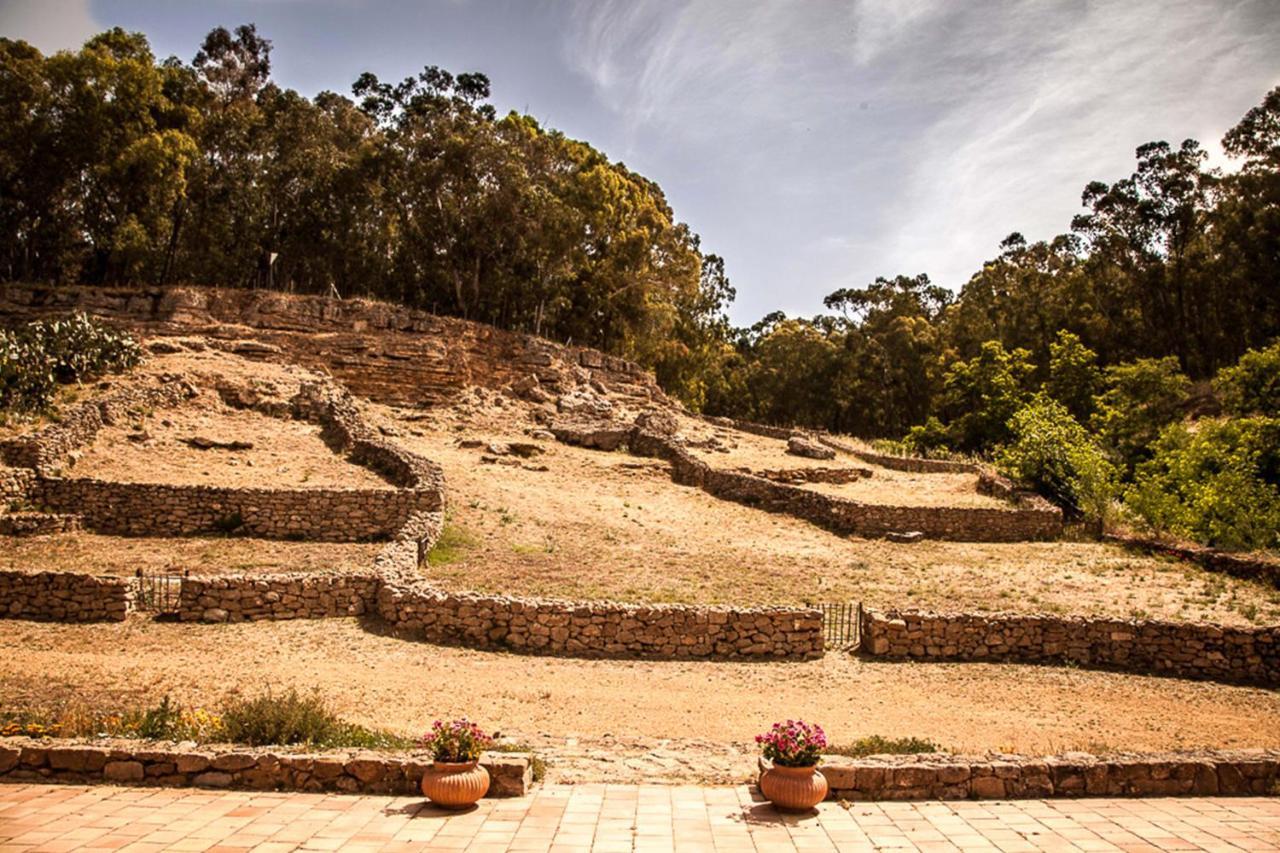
[0,25,730,401]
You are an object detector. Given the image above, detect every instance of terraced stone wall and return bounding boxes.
[629,431,1062,542]
[178,574,380,623]
[0,379,195,473]
[375,582,823,660]
[32,477,436,541]
[816,435,979,474]
[0,465,35,505]
[0,570,132,622]
[1105,534,1280,589]
[860,608,1280,686]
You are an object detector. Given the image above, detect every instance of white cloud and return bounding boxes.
[560,0,1280,319]
[0,0,100,53]
[881,0,1280,290]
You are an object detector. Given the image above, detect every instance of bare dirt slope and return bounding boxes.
[375,403,1280,625]
[70,394,389,489]
[3,618,1278,784]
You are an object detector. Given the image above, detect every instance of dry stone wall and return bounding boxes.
[0,378,196,473]
[178,574,379,623]
[1105,533,1280,589]
[375,583,823,660]
[0,738,531,797]
[860,608,1280,686]
[814,749,1280,801]
[0,570,132,622]
[0,465,35,505]
[628,429,1062,542]
[0,512,81,536]
[816,435,979,474]
[32,478,434,541]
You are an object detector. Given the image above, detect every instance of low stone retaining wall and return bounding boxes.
[0,570,132,622]
[376,582,824,660]
[1105,533,1280,589]
[630,430,1061,542]
[813,749,1280,800]
[0,465,35,506]
[860,608,1280,686]
[179,574,380,623]
[747,466,872,485]
[816,435,979,474]
[705,417,795,440]
[0,738,531,797]
[32,478,437,541]
[0,512,81,536]
[0,379,195,473]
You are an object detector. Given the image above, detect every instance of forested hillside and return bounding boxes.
[0,25,731,398]
[2,26,1278,550]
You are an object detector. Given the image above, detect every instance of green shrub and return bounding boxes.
[1043,330,1101,422]
[1124,417,1280,551]
[0,313,142,412]
[940,341,1035,451]
[0,330,56,412]
[899,416,951,457]
[1215,340,1280,417]
[1091,356,1190,473]
[219,689,406,748]
[136,695,184,740]
[998,394,1120,521]
[826,735,941,758]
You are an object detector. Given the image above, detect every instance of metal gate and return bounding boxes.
[134,569,185,617]
[819,602,862,650]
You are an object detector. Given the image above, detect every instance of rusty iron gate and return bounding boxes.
[819,601,862,650]
[134,569,185,617]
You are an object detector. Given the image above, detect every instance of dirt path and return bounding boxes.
[3,618,1278,783]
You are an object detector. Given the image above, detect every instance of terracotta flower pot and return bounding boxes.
[759,762,828,812]
[420,760,490,808]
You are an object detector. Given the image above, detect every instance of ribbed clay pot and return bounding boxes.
[420,760,490,808]
[759,762,828,812]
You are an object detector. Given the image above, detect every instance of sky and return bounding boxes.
[2,0,1279,324]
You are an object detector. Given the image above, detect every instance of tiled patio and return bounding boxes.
[1,782,1278,852]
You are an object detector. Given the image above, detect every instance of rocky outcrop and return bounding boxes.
[0,284,666,409]
[786,435,836,460]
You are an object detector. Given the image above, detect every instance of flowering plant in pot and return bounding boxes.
[418,718,493,808]
[755,720,829,811]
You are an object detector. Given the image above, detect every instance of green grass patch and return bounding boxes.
[427,523,478,567]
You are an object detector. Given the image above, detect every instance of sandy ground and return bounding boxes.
[380,415,1280,625]
[68,391,389,489]
[3,618,1278,784]
[0,533,381,576]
